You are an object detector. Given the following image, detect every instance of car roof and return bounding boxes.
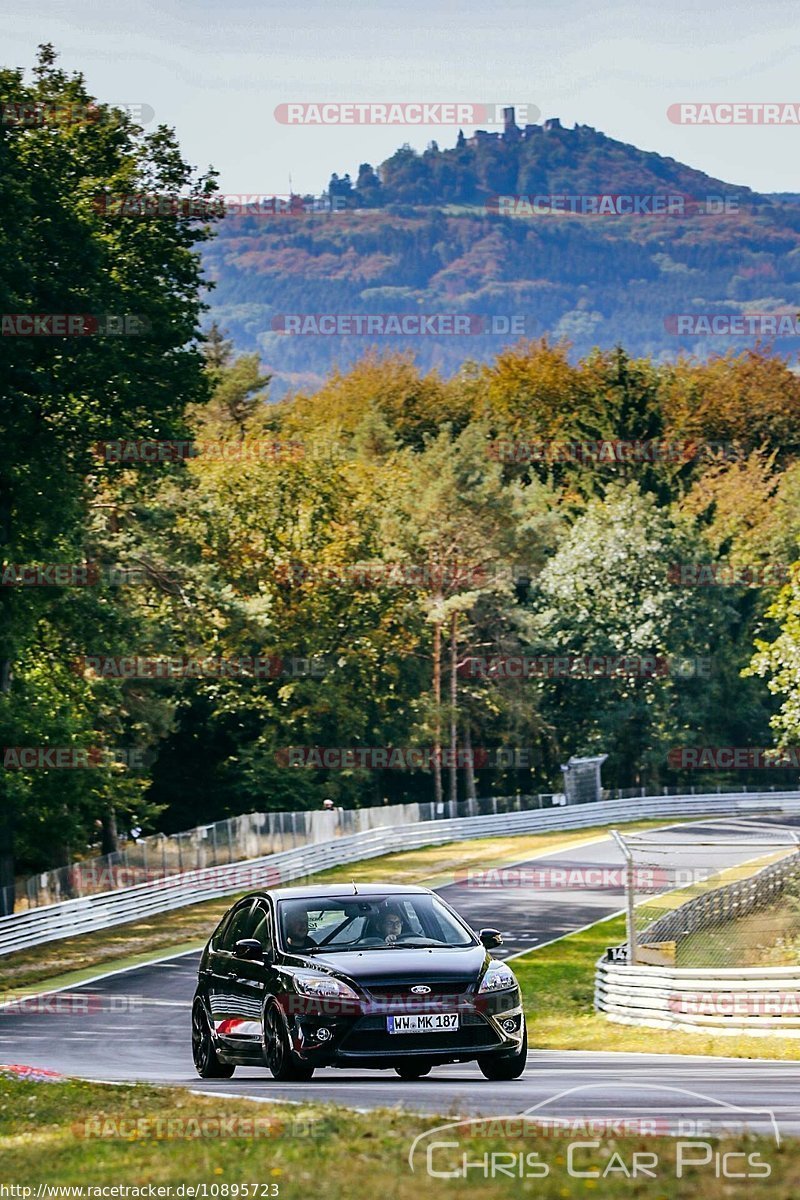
[239,883,434,902]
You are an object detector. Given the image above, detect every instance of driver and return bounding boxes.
[284,909,317,952]
[375,909,404,945]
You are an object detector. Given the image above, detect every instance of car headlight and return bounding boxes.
[293,972,359,1001]
[478,961,518,992]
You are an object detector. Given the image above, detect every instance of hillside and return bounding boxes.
[203,113,800,394]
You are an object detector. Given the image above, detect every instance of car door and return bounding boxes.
[206,899,258,1049]
[225,898,275,1056]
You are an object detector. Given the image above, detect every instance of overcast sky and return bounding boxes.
[4,0,799,195]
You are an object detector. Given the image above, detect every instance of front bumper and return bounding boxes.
[280,984,524,1066]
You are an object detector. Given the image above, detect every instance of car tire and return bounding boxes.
[478,1017,528,1081]
[395,1062,432,1080]
[192,998,235,1079]
[263,1001,315,1082]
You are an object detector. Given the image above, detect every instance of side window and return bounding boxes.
[219,901,256,951]
[210,918,227,952]
[210,908,237,951]
[250,903,275,960]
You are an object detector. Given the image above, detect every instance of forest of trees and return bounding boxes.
[328,118,752,210]
[5,50,800,910]
[207,200,800,396]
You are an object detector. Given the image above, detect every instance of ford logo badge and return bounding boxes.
[410,985,431,994]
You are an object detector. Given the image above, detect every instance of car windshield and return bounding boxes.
[276,894,475,952]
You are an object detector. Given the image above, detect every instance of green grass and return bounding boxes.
[0,1073,796,1197]
[630,846,795,968]
[676,899,800,968]
[515,912,800,1059]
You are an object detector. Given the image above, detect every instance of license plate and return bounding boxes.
[387,1013,459,1034]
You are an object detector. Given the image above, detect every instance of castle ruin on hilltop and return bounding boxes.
[466,107,592,147]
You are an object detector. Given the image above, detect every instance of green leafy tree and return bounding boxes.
[0,46,220,908]
[379,423,556,801]
[528,483,743,787]
[748,560,800,747]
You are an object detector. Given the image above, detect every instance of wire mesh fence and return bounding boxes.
[8,790,570,912]
[9,784,800,915]
[612,819,800,969]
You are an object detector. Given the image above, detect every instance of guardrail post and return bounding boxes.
[611,828,636,965]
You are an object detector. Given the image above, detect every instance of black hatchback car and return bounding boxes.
[191,883,527,1081]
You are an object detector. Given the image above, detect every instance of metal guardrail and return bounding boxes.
[9,793,567,911]
[596,959,800,1036]
[12,783,767,911]
[2,790,799,957]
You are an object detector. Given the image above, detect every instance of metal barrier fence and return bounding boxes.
[610,820,800,969]
[596,960,800,1036]
[9,782,782,912]
[596,816,800,1035]
[7,794,565,912]
[2,790,799,957]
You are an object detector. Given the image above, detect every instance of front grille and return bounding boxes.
[364,980,476,1015]
[338,1010,501,1055]
[365,979,475,1000]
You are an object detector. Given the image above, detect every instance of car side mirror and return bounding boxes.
[479,928,503,949]
[233,938,263,960]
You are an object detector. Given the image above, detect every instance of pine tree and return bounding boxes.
[203,322,234,370]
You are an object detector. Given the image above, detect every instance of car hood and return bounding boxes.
[289,944,489,985]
